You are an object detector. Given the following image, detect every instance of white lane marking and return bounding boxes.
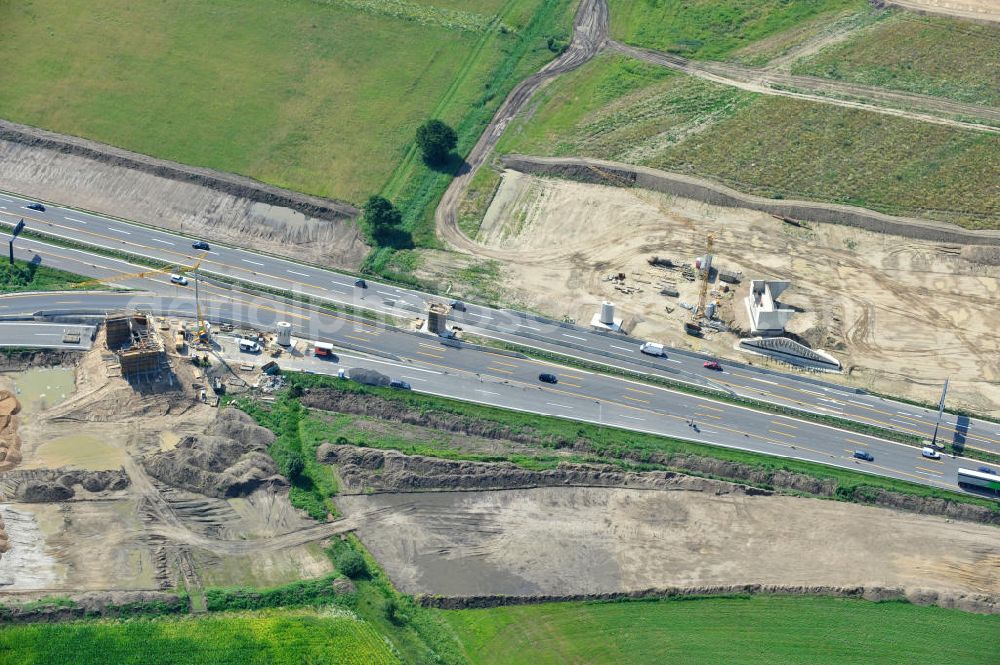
[33,333,62,337]
[891,418,915,425]
[287,270,310,277]
[848,400,869,406]
[65,217,88,224]
[476,389,500,396]
[152,238,175,245]
[400,375,427,382]
[204,250,220,256]
[518,324,540,331]
[897,411,916,416]
[818,398,842,405]
[242,259,265,267]
[329,283,349,291]
[546,402,573,410]
[376,290,396,297]
[610,344,633,352]
[749,376,779,386]
[562,333,586,341]
[0,206,6,210]
[665,358,681,364]
[108,227,131,235]
[620,415,645,421]
[800,389,823,397]
[0,196,12,202]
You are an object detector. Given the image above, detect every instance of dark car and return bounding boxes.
[450,300,467,312]
[354,278,367,288]
[192,240,210,250]
[26,202,45,212]
[703,360,722,371]
[538,373,558,384]
[978,466,997,475]
[388,380,411,390]
[853,450,874,462]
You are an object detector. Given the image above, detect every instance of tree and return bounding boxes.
[415,119,457,165]
[335,549,369,580]
[363,195,402,241]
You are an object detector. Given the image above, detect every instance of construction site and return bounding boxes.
[418,169,1000,414]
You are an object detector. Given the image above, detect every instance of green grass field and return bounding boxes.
[0,0,568,207]
[792,11,1000,108]
[0,609,400,665]
[441,596,1000,665]
[498,53,1000,229]
[0,258,94,293]
[606,0,866,59]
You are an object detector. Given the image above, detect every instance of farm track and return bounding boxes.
[436,0,608,254]
[608,41,1000,133]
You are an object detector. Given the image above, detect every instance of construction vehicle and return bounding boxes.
[174,331,187,352]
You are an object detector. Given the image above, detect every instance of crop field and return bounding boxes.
[606,0,866,59]
[0,0,570,207]
[0,609,400,665]
[440,596,1000,665]
[498,54,1000,229]
[792,11,1000,107]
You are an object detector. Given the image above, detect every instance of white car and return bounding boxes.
[169,273,189,286]
[921,446,941,460]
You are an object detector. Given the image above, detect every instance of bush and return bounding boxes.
[335,549,369,580]
[281,451,305,480]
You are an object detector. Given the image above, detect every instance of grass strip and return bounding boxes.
[279,373,999,513]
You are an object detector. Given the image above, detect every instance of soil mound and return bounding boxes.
[318,444,769,496]
[143,408,283,497]
[4,468,130,502]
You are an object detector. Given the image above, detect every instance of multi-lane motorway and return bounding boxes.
[0,191,997,494]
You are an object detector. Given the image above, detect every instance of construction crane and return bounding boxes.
[684,233,714,336]
[73,252,212,343]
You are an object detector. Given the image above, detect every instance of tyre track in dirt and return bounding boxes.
[608,41,1000,133]
[436,0,609,255]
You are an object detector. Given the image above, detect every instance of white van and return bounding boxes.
[921,446,941,460]
[238,338,261,353]
[170,273,188,286]
[639,342,666,357]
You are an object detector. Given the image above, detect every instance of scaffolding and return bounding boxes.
[105,312,164,380]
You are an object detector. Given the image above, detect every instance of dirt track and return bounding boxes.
[436,0,608,255]
[887,0,1000,23]
[609,41,1000,132]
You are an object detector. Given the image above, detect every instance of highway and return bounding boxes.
[0,237,993,497]
[2,189,999,461]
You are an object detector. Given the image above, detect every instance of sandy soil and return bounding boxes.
[0,139,368,270]
[338,487,1000,599]
[427,171,1000,413]
[888,0,1000,23]
[0,339,333,595]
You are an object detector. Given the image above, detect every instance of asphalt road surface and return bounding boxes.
[1,238,995,496]
[2,190,999,463]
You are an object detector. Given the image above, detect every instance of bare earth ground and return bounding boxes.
[0,139,368,270]
[418,171,1000,413]
[888,0,1000,23]
[0,337,331,596]
[337,487,1000,599]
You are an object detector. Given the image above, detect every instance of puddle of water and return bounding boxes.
[159,431,181,452]
[24,434,125,471]
[11,367,76,414]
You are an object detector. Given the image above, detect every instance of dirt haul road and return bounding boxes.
[337,487,1000,609]
[436,0,608,254]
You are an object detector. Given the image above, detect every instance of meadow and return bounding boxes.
[0,609,400,665]
[0,0,570,208]
[498,53,1000,229]
[606,0,866,59]
[792,11,1000,107]
[441,596,1000,665]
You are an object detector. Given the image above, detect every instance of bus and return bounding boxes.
[957,468,1000,494]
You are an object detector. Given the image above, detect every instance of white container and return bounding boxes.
[275,321,292,346]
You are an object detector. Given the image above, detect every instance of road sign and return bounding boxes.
[11,219,25,238]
